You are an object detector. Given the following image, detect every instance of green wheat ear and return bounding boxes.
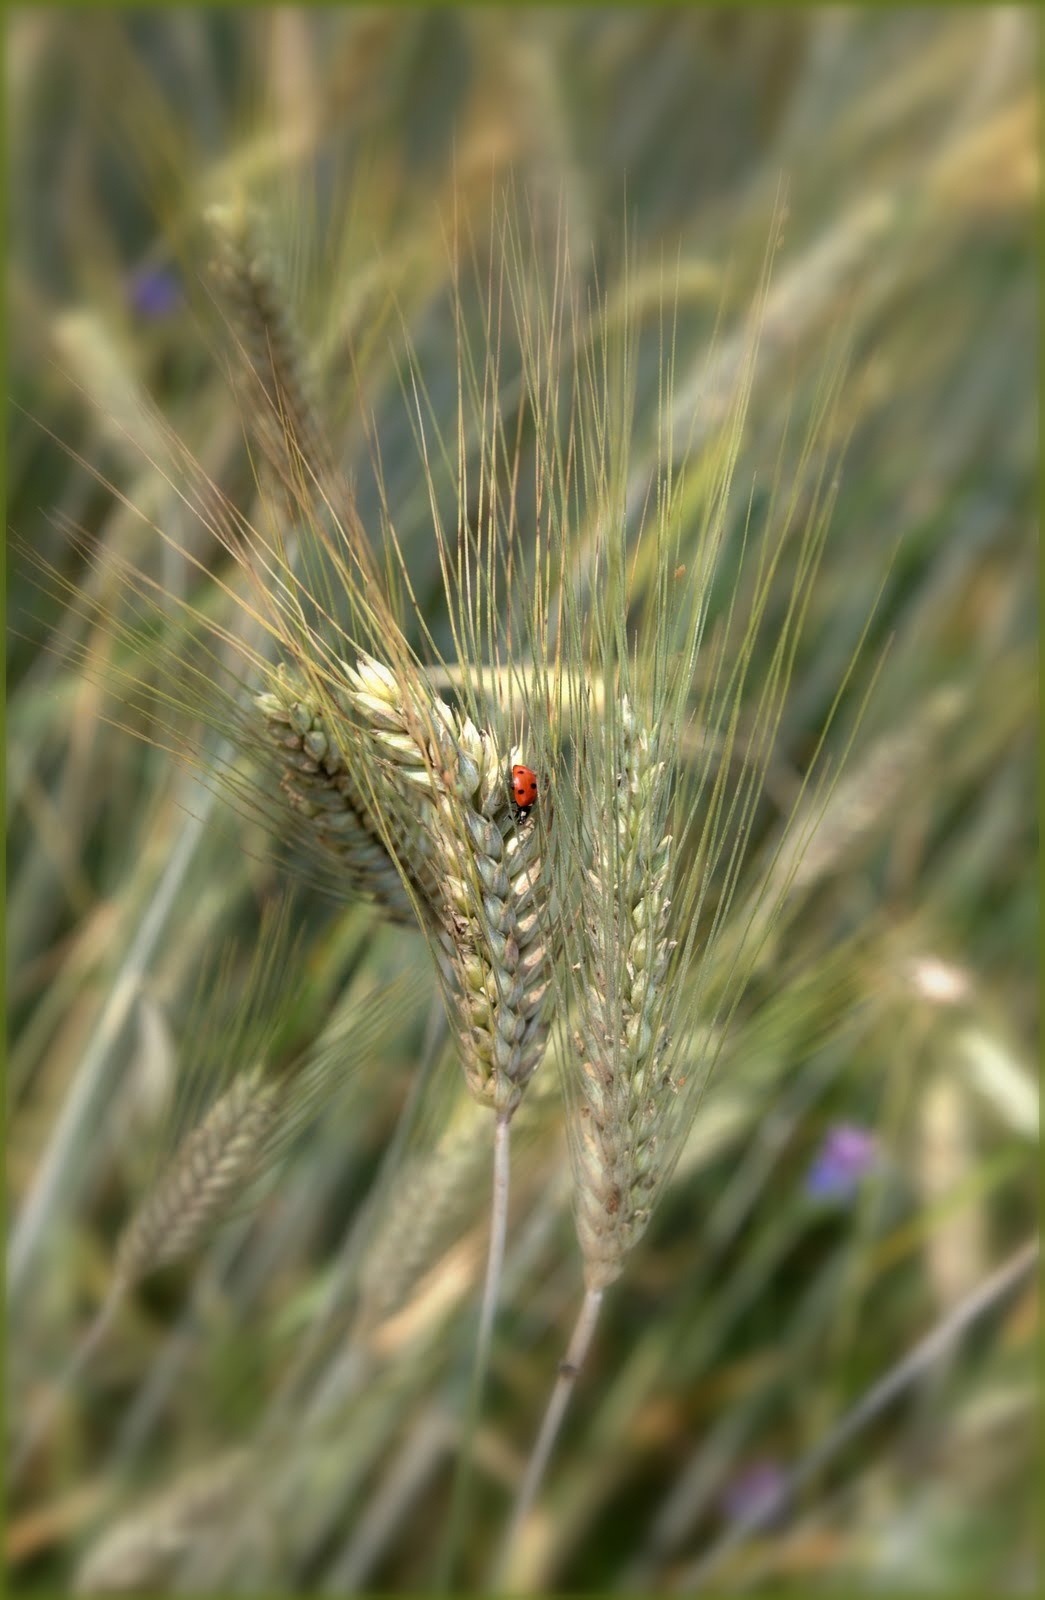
[255,663,416,922]
[74,1450,252,1593]
[356,1092,494,1335]
[204,198,333,512]
[564,700,679,1289]
[111,906,420,1295]
[113,1067,282,1290]
[343,653,555,1118]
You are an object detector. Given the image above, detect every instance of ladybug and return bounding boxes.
[511,763,538,812]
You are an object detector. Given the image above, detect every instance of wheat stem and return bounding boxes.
[434,1110,513,1592]
[10,1291,121,1485]
[7,792,212,1303]
[323,1409,452,1592]
[493,1285,605,1588]
[478,1112,512,1371]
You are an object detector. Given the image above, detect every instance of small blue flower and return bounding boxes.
[806,1122,878,1203]
[127,263,183,320]
[721,1459,786,1526]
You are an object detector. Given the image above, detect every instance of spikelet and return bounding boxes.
[567,701,679,1290]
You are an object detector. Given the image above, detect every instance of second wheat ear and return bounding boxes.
[493,700,679,1579]
[568,701,678,1292]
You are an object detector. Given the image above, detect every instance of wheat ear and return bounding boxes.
[11,1071,281,1483]
[569,700,678,1291]
[496,702,679,1577]
[344,652,555,1118]
[356,1097,496,1336]
[113,1068,282,1290]
[204,199,331,505]
[74,1450,251,1592]
[342,650,555,1586]
[340,652,459,919]
[255,663,416,922]
[204,196,385,646]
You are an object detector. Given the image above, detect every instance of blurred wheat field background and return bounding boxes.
[5,8,1039,1595]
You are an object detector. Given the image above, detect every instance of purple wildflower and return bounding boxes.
[127,263,183,320]
[806,1122,878,1203]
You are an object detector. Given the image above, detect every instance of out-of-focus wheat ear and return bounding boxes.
[769,686,966,906]
[355,1097,494,1337]
[73,1450,251,1593]
[343,652,555,1117]
[255,663,416,923]
[567,701,679,1291]
[113,1069,282,1292]
[204,199,332,507]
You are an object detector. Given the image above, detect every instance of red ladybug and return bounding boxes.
[511,763,538,811]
